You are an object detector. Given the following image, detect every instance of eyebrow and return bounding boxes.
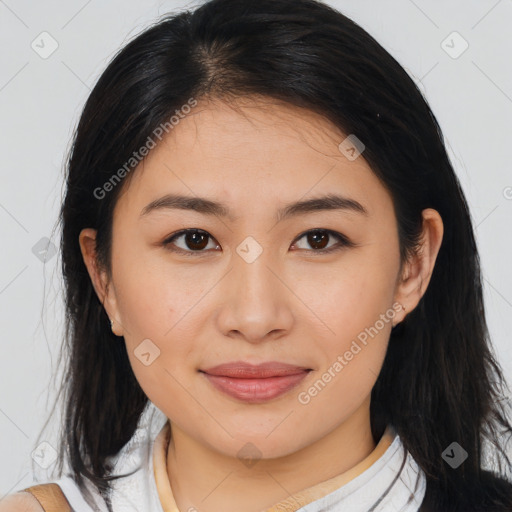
[140,193,368,222]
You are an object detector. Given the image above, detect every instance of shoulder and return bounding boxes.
[0,481,73,512]
[0,491,45,511]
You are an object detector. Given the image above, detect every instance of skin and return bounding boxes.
[79,96,443,512]
[0,492,44,512]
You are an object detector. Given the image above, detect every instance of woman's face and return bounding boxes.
[87,97,411,458]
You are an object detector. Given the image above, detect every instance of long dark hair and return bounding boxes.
[52,0,512,509]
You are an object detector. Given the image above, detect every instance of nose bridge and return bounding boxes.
[237,250,273,294]
[216,239,293,342]
[234,240,280,310]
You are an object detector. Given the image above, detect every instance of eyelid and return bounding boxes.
[162,228,354,256]
[291,229,354,251]
[162,229,219,256]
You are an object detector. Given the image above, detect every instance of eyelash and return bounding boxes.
[161,228,355,257]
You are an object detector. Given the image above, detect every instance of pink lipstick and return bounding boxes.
[200,361,311,403]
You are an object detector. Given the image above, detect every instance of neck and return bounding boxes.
[166,396,377,512]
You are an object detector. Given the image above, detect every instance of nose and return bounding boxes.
[215,250,295,344]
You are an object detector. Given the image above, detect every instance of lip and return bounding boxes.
[200,361,312,403]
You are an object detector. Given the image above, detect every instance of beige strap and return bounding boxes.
[18,483,72,512]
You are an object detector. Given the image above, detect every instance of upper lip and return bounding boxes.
[201,361,311,378]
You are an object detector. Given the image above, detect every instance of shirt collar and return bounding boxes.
[152,421,399,512]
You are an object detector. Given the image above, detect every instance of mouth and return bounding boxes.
[199,361,312,403]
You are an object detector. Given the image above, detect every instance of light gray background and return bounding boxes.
[1,0,511,496]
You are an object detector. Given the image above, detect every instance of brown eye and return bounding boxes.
[292,229,353,253]
[163,228,353,257]
[182,231,209,250]
[163,229,218,255]
[306,231,329,250]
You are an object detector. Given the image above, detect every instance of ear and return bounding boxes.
[79,228,124,336]
[393,208,444,325]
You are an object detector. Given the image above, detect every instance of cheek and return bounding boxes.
[305,244,399,388]
[112,245,183,337]
[311,247,399,341]
[109,248,207,400]
[115,273,194,415]
[298,285,393,423]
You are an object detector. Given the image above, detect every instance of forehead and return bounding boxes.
[115,96,392,220]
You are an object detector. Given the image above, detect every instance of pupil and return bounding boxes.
[187,231,208,250]
[308,231,328,249]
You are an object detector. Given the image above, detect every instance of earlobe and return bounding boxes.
[393,208,444,321]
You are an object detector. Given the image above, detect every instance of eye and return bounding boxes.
[162,228,353,256]
[162,229,220,256]
[291,229,354,254]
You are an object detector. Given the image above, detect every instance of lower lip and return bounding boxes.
[201,371,310,403]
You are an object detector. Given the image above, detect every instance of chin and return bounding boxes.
[205,429,308,462]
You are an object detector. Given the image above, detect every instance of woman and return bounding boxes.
[3,0,512,510]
